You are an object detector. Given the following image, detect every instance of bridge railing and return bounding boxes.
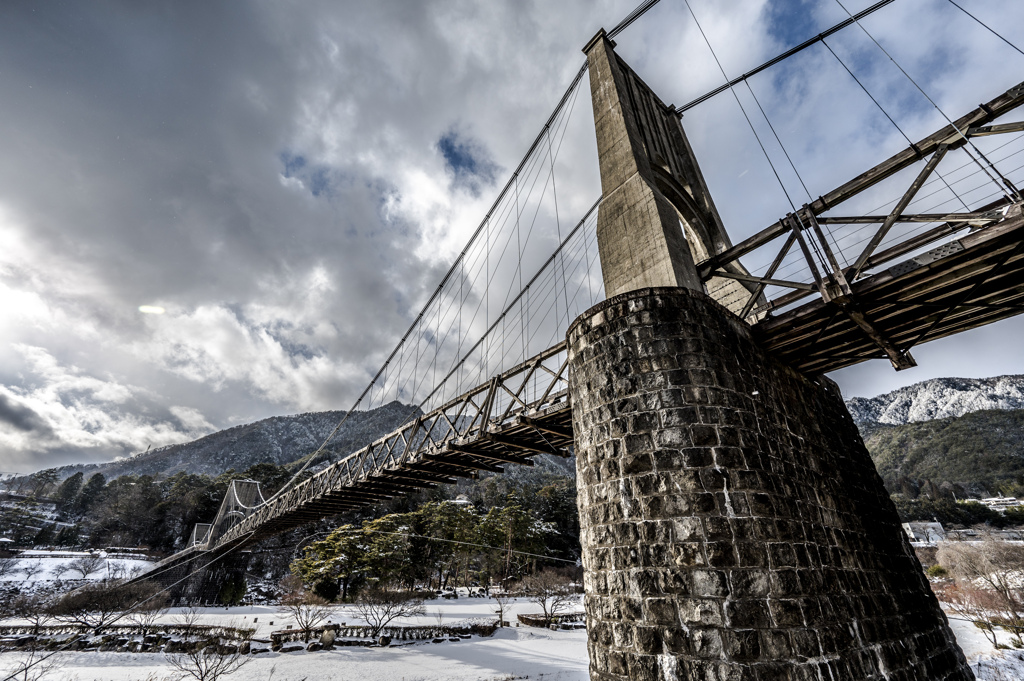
[697,81,1024,323]
[208,341,569,549]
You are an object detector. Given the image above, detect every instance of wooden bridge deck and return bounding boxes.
[756,206,1024,374]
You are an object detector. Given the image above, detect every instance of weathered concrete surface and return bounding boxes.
[584,31,702,298]
[568,287,972,680]
[584,32,755,314]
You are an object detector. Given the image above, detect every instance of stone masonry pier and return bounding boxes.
[567,287,972,680]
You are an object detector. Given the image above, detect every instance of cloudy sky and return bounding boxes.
[2,0,1023,473]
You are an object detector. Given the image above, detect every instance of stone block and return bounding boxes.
[568,287,972,679]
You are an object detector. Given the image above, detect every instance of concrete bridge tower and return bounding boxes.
[568,30,972,680]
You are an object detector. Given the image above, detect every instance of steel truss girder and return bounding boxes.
[177,341,572,555]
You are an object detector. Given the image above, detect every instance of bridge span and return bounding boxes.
[130,4,1024,677]
[150,182,1024,574]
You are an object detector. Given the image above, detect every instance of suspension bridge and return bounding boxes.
[134,1,1024,678]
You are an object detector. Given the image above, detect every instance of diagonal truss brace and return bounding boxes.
[697,79,1024,281]
[849,144,949,280]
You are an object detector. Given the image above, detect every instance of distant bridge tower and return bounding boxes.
[568,30,971,680]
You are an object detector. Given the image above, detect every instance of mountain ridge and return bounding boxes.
[48,401,419,481]
[845,374,1024,426]
[36,374,1024,490]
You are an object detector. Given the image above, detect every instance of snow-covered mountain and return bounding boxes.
[51,401,419,481]
[846,375,1024,426]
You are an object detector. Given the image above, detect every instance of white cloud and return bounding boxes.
[169,405,216,432]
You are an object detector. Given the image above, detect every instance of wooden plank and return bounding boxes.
[515,415,573,439]
[486,432,566,457]
[968,121,1024,137]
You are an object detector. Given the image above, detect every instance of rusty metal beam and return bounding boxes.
[697,81,1024,279]
[850,145,949,279]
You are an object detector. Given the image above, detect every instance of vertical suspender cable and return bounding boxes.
[835,0,1022,202]
[682,0,797,213]
[743,80,813,203]
[821,36,970,212]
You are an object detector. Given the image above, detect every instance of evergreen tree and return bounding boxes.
[32,523,56,546]
[414,500,477,590]
[77,473,106,514]
[54,524,80,547]
[29,469,59,498]
[292,524,365,601]
[54,472,84,516]
[360,514,416,589]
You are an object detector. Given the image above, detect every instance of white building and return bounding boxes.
[977,495,1024,513]
[902,521,946,545]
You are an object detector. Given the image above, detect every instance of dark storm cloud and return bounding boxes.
[0,395,52,435]
[0,2,410,310]
[0,0,615,471]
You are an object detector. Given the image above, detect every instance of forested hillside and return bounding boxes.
[863,409,1024,493]
[843,374,1024,501]
[45,401,419,481]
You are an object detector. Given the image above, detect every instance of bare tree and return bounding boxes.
[938,536,1024,635]
[940,582,1003,647]
[110,561,128,581]
[0,556,20,578]
[279,591,332,643]
[5,592,54,635]
[519,568,578,625]
[20,560,44,581]
[50,580,161,632]
[166,607,252,681]
[50,563,70,581]
[492,591,516,627]
[174,605,203,631]
[67,554,105,580]
[167,650,252,681]
[353,590,425,638]
[0,648,65,681]
[126,590,169,640]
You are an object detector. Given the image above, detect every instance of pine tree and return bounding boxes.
[76,473,106,514]
[32,523,57,546]
[54,524,81,547]
[54,472,84,516]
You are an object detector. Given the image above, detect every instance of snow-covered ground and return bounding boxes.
[2,595,589,681]
[945,615,1024,680]
[3,595,1023,680]
[0,550,153,584]
[44,627,588,681]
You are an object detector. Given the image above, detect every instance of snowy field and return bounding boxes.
[0,550,153,584]
[2,596,589,681]
[3,594,1024,680]
[945,615,1024,680]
